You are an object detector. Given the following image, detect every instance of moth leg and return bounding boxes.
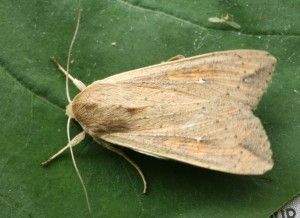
[50,57,86,91]
[102,142,147,194]
[166,54,185,62]
[41,131,85,166]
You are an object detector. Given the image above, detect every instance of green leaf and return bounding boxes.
[0,0,299,217]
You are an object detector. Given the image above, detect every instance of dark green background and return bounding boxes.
[0,0,299,217]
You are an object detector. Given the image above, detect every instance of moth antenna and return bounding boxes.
[67,118,92,213]
[103,143,147,194]
[64,9,91,213]
[65,9,82,103]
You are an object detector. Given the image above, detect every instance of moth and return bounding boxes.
[42,12,276,212]
[208,14,241,29]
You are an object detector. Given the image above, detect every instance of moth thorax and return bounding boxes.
[66,103,75,119]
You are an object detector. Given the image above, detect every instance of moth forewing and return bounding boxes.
[69,49,276,175]
[101,49,276,109]
[208,17,224,23]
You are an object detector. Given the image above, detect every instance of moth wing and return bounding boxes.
[75,50,275,174]
[99,50,276,109]
[99,100,273,175]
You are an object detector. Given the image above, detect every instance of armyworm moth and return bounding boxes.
[42,11,276,212]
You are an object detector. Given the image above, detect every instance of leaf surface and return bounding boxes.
[0,0,299,217]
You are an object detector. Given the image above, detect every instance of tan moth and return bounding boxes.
[42,11,276,212]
